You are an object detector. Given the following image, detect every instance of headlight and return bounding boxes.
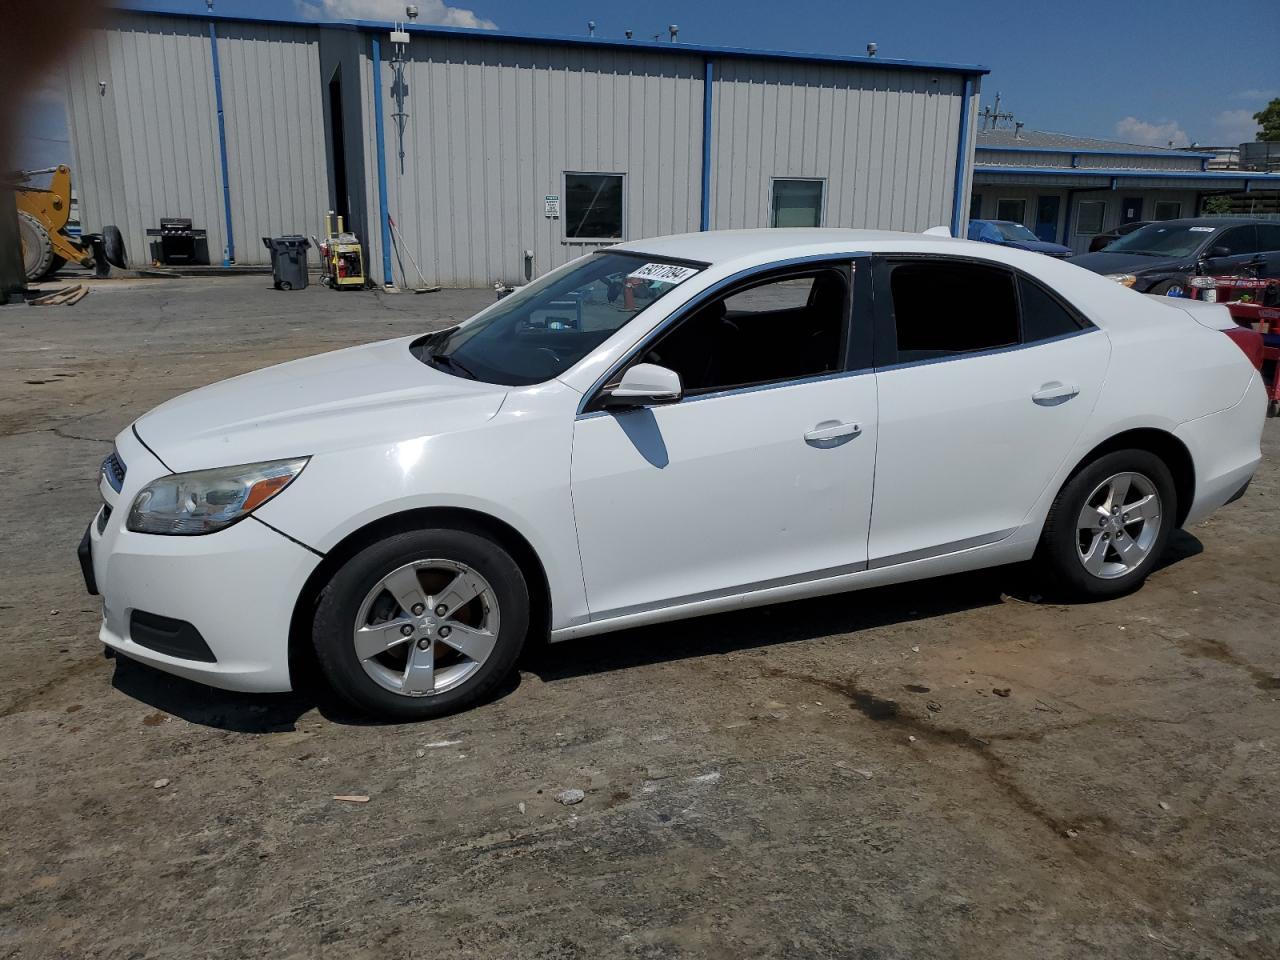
[127,457,309,535]
[1103,273,1137,288]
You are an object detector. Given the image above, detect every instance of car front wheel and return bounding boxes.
[1034,449,1176,600]
[312,528,529,720]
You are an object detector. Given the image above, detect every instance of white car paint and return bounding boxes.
[86,229,1266,693]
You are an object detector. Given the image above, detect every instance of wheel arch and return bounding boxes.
[1066,428,1195,527]
[287,506,552,689]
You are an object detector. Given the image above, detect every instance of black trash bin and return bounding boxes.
[262,235,311,290]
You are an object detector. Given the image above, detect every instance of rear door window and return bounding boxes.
[884,260,1019,363]
[1017,275,1089,342]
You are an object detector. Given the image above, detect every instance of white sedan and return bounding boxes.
[81,229,1266,719]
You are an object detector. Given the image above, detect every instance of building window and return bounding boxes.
[1076,201,1106,235]
[771,179,825,227]
[1153,201,1182,221]
[996,198,1026,223]
[564,173,625,240]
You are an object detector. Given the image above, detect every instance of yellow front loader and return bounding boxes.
[12,165,124,281]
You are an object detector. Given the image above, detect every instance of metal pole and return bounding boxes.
[208,22,235,265]
[371,35,394,287]
[949,75,974,238]
[700,58,714,231]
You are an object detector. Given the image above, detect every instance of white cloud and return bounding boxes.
[1114,116,1189,148]
[1212,108,1260,146]
[1234,88,1278,102]
[299,0,496,28]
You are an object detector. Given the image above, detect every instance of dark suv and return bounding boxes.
[1068,218,1280,295]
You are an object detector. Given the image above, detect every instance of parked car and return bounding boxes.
[1088,220,1150,253]
[968,219,1073,257]
[81,229,1266,720]
[1069,218,1280,295]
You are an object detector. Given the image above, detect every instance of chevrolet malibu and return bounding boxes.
[81,229,1266,720]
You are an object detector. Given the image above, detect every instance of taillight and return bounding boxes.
[1222,326,1264,370]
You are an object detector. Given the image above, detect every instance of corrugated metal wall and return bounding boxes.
[709,61,965,234]
[361,37,705,288]
[64,14,224,266]
[63,14,328,267]
[215,23,329,261]
[974,150,1202,172]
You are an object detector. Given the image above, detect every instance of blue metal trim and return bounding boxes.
[875,326,1099,375]
[950,75,974,238]
[208,23,235,266]
[116,5,990,76]
[576,252,872,416]
[976,165,1280,183]
[700,59,714,231]
[371,35,393,287]
[978,144,1217,160]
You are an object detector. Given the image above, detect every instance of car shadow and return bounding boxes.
[109,530,1203,729]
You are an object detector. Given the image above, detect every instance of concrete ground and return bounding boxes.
[0,276,1277,959]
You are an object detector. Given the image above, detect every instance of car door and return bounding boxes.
[569,258,877,621]
[1255,224,1280,279]
[1203,224,1261,276]
[867,256,1110,566]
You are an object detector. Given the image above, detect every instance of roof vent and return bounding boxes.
[866,42,877,57]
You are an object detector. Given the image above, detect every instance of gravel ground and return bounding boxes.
[1,276,1277,959]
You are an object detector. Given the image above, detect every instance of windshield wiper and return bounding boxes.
[429,350,478,380]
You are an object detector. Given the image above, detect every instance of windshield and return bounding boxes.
[417,252,704,386]
[995,222,1039,242]
[1102,223,1213,258]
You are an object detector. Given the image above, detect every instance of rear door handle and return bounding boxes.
[804,420,862,444]
[1032,381,1079,406]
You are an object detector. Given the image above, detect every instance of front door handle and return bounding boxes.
[804,420,862,445]
[1032,382,1079,406]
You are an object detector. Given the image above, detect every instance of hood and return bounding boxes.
[1010,239,1072,256]
[134,336,508,472]
[1067,250,1188,276]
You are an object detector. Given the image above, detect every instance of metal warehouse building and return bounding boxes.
[63,7,987,287]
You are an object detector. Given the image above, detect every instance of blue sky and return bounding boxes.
[14,0,1280,170]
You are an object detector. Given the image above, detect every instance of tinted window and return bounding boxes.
[1076,201,1106,236]
[1258,224,1280,252]
[889,262,1018,361]
[564,173,624,239]
[1018,275,1086,342]
[996,199,1026,223]
[1215,225,1260,256]
[1105,222,1216,258]
[641,267,848,393]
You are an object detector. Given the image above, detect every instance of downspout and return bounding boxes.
[208,23,235,265]
[371,34,394,288]
[700,58,714,231]
[949,74,974,238]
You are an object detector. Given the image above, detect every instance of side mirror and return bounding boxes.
[602,363,682,409]
[1208,245,1232,259]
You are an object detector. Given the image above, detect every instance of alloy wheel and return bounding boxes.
[1075,471,1162,580]
[352,559,501,697]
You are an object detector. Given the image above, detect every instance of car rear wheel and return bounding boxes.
[312,528,529,720]
[1034,449,1176,600]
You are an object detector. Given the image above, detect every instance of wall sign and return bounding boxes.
[544,195,560,218]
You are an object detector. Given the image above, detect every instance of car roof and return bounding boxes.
[614,228,964,267]
[1139,217,1260,229]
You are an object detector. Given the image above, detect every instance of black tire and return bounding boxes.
[1148,280,1181,297]
[18,211,53,281]
[1033,449,1177,600]
[279,280,292,291]
[101,225,127,269]
[42,255,67,280]
[311,528,529,720]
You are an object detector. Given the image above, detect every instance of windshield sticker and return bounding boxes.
[1189,226,1215,232]
[627,262,698,285]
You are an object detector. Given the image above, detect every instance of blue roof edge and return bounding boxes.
[111,3,991,75]
[979,144,1218,160]
[975,165,1280,181]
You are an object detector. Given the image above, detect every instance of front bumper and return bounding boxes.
[86,429,322,693]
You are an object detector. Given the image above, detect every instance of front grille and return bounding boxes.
[101,451,126,493]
